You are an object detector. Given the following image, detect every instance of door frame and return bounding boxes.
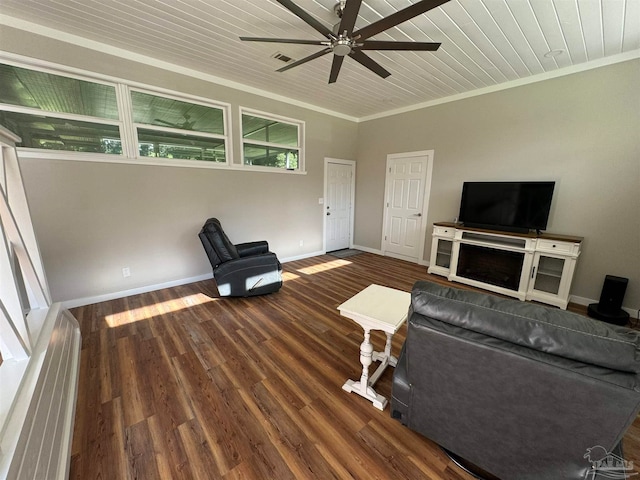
[381,150,434,265]
[323,157,356,253]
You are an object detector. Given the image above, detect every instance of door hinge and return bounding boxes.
[385,235,387,240]
[389,167,391,173]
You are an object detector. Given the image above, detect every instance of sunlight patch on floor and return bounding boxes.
[296,259,352,275]
[104,293,216,327]
[282,271,301,281]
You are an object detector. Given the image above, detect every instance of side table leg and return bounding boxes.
[342,328,388,410]
[385,332,398,367]
[358,329,374,393]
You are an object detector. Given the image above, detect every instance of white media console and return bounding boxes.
[428,222,583,309]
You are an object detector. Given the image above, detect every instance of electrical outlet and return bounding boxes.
[122,267,131,278]
[299,240,304,247]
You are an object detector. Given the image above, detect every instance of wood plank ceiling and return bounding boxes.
[0,0,638,118]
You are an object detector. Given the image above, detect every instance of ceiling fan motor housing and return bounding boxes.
[333,38,353,56]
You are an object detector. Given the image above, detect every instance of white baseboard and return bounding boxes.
[62,250,327,308]
[569,294,597,307]
[61,272,214,309]
[569,294,638,317]
[352,245,429,266]
[60,254,639,320]
[351,244,383,255]
[280,250,325,263]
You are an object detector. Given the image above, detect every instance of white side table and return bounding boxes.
[338,284,411,410]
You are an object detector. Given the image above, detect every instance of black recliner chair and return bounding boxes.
[198,218,282,297]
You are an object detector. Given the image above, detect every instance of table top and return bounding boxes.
[337,284,411,334]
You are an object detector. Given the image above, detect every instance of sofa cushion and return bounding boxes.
[411,281,640,374]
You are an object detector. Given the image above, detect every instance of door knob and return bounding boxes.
[413,213,422,217]
[327,212,331,216]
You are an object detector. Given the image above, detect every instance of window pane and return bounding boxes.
[138,128,225,162]
[131,91,224,135]
[242,114,298,147]
[0,63,118,119]
[243,143,298,169]
[0,111,121,153]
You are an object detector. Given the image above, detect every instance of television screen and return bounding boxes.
[459,182,555,233]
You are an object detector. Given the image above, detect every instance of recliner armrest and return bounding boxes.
[214,253,282,297]
[235,241,269,257]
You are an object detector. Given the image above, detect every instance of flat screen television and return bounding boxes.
[458,181,555,233]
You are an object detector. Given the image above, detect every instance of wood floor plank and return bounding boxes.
[69,253,640,479]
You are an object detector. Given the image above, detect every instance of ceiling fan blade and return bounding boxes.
[354,0,450,40]
[154,119,177,127]
[337,0,362,37]
[276,47,332,72]
[240,37,326,46]
[358,40,441,51]
[275,0,333,39]
[348,50,391,79]
[329,55,345,84]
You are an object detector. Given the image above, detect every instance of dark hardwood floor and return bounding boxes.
[69,253,640,479]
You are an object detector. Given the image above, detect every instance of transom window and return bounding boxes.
[0,63,121,154]
[241,110,304,171]
[131,90,227,163]
[0,61,231,166]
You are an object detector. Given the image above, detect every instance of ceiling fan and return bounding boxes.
[153,114,195,130]
[240,0,449,83]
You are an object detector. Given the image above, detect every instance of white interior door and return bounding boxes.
[325,160,354,252]
[383,152,432,262]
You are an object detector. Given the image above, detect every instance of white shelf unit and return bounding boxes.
[427,223,582,309]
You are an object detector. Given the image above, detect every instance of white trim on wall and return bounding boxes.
[60,250,325,309]
[2,19,638,123]
[0,22,359,122]
[358,50,640,122]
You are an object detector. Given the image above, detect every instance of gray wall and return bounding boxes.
[2,25,639,310]
[1,27,358,303]
[355,59,640,309]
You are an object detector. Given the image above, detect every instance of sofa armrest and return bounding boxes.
[235,241,269,257]
[390,343,410,424]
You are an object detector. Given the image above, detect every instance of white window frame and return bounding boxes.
[0,125,52,437]
[240,107,305,173]
[0,59,124,156]
[0,54,233,170]
[127,86,231,167]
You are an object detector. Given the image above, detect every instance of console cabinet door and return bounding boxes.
[527,252,574,309]
[428,226,455,276]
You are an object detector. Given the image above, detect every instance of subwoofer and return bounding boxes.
[587,275,629,325]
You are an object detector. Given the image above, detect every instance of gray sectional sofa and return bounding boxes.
[392,280,640,480]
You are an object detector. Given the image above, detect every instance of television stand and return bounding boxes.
[428,222,583,309]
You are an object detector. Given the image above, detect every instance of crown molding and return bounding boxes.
[0,15,359,123]
[1,14,638,124]
[358,50,640,122]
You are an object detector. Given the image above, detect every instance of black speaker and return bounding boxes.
[588,275,629,325]
[598,275,628,313]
